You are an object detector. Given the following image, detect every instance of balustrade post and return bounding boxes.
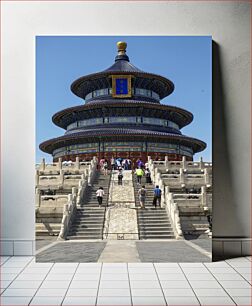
[179,168,185,185]
[35,170,39,186]
[201,186,207,207]
[164,155,168,168]
[182,156,186,170]
[35,188,41,208]
[75,156,80,170]
[204,168,210,185]
[58,158,62,170]
[200,156,204,169]
[60,170,64,185]
[41,158,45,171]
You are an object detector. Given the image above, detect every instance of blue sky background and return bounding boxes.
[36,36,212,163]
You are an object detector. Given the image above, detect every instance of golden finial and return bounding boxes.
[117,41,127,54]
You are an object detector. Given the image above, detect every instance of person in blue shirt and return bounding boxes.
[153,185,162,208]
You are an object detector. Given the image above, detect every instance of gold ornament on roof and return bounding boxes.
[117,41,127,54]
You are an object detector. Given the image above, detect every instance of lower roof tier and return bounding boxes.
[39,129,206,155]
[52,100,193,130]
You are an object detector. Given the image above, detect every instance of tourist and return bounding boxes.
[127,159,132,170]
[118,168,123,185]
[136,158,144,169]
[124,159,129,170]
[103,159,108,175]
[96,187,105,207]
[110,156,115,170]
[135,167,144,184]
[145,168,152,184]
[99,158,105,171]
[116,158,121,169]
[138,185,147,209]
[153,185,162,208]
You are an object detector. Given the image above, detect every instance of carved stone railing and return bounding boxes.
[57,157,98,240]
[164,187,183,238]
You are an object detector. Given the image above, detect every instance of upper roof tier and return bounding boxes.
[71,41,175,102]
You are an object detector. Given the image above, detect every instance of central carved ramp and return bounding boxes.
[104,170,138,240]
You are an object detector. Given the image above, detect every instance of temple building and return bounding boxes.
[39,41,206,163]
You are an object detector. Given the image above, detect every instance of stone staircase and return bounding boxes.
[133,176,174,239]
[67,172,111,240]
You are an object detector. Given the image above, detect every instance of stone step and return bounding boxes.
[67,235,103,240]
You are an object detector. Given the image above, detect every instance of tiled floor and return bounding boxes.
[0,256,251,305]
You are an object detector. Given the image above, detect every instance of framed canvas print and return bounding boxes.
[35,36,212,262]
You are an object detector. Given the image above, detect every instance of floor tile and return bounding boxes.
[96,296,132,305]
[66,288,98,296]
[70,280,99,288]
[2,261,28,268]
[227,261,252,268]
[76,267,101,273]
[232,296,252,305]
[1,267,24,274]
[101,273,129,281]
[129,274,158,281]
[182,273,215,281]
[53,262,78,268]
[62,296,96,305]
[219,280,252,288]
[8,256,33,262]
[130,280,160,289]
[35,287,68,296]
[50,267,77,274]
[1,274,18,281]
[98,288,130,296]
[225,288,252,296]
[128,267,155,274]
[99,280,129,289]
[189,280,222,288]
[207,267,236,274]
[40,280,71,289]
[163,288,195,296]
[154,263,180,268]
[0,256,10,264]
[180,263,206,267]
[233,267,251,274]
[30,296,64,305]
[78,263,102,267]
[132,296,166,305]
[158,273,187,280]
[45,273,73,281]
[128,263,153,268]
[214,273,245,281]
[0,296,32,305]
[182,267,209,274]
[0,280,13,288]
[241,273,252,283]
[1,288,37,296]
[27,262,53,268]
[165,296,200,305]
[8,280,42,289]
[131,288,163,296]
[22,267,50,274]
[197,296,236,305]
[160,280,191,288]
[102,263,127,268]
[193,288,228,296]
[226,257,250,263]
[204,262,230,267]
[156,267,183,274]
[16,273,46,281]
[73,273,100,281]
[102,267,128,274]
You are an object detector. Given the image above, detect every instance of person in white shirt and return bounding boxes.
[96,187,105,207]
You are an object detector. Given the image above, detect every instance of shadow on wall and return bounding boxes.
[212,41,248,261]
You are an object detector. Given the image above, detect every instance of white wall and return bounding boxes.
[1,1,250,258]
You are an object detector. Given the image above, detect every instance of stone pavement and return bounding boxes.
[0,255,251,305]
[35,239,211,263]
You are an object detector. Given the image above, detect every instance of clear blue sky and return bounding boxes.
[36,36,212,163]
